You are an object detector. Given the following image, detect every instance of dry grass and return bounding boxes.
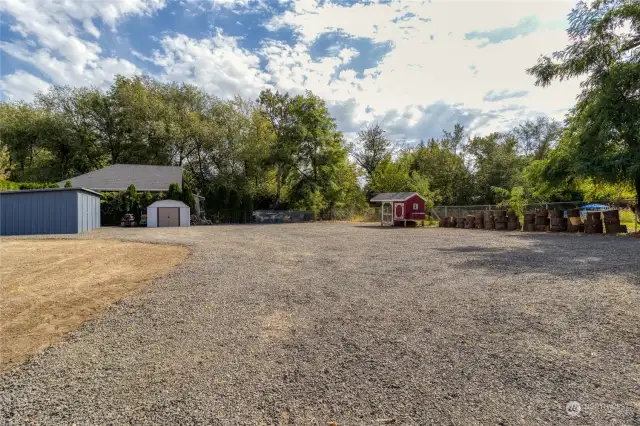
[0,239,188,373]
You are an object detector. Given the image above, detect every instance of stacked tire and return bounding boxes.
[584,212,603,234]
[493,210,508,231]
[465,214,476,229]
[535,209,550,232]
[549,210,567,232]
[456,216,466,228]
[483,210,494,230]
[507,211,521,231]
[439,217,449,227]
[474,211,485,229]
[567,208,584,233]
[523,211,536,232]
[603,210,627,234]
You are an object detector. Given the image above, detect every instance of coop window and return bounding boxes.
[413,203,419,210]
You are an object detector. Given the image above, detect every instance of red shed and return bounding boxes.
[370,192,427,227]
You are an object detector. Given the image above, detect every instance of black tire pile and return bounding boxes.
[438,210,519,231]
[584,211,604,234]
[550,210,568,232]
[533,209,551,232]
[603,210,627,234]
[567,208,584,233]
[523,212,536,232]
[483,210,494,230]
[438,208,627,235]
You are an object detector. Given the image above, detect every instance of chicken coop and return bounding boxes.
[370,192,427,227]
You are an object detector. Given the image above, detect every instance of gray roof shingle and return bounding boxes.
[58,164,182,192]
[370,192,421,202]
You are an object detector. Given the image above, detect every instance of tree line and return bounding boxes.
[0,0,637,219]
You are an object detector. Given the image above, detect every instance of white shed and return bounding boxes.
[147,200,190,227]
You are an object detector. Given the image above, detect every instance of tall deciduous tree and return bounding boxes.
[527,0,640,206]
[352,124,391,178]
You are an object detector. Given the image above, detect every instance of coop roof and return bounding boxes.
[58,164,182,192]
[370,192,425,202]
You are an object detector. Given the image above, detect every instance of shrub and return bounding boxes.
[0,180,58,191]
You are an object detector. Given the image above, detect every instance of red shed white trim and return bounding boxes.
[370,192,427,227]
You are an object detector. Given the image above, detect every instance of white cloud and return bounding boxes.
[0,0,165,93]
[0,71,52,102]
[263,0,580,138]
[152,31,270,99]
[0,0,583,140]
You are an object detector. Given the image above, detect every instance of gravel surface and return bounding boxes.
[1,224,639,425]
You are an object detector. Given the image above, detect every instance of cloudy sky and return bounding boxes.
[0,0,581,141]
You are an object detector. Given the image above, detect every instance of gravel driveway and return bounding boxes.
[1,224,639,425]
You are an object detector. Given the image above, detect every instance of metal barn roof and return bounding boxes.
[58,164,182,192]
[370,192,424,202]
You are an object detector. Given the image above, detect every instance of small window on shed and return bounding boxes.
[413,203,419,210]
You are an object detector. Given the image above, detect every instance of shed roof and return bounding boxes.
[148,199,189,208]
[370,192,425,202]
[0,187,102,197]
[58,164,182,192]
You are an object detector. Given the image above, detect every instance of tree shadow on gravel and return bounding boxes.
[442,233,640,281]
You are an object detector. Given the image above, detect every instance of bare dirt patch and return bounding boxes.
[0,239,188,373]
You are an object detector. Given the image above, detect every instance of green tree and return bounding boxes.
[527,0,640,206]
[512,117,562,160]
[167,182,182,201]
[122,184,140,214]
[464,133,525,204]
[64,180,72,187]
[352,124,391,178]
[182,181,195,210]
[411,133,473,205]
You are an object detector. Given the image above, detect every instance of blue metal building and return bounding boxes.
[0,188,101,236]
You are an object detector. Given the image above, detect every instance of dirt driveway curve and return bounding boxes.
[1,224,639,424]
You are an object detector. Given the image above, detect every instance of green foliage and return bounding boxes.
[464,133,526,204]
[527,0,640,205]
[167,182,182,201]
[0,180,20,190]
[64,180,72,187]
[181,181,195,210]
[494,186,529,217]
[411,132,473,205]
[370,154,438,209]
[0,180,59,190]
[122,184,140,214]
[352,124,391,178]
[140,191,154,210]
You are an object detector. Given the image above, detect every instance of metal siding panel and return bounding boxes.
[69,191,78,233]
[94,196,99,229]
[82,193,88,232]
[77,193,83,233]
[0,194,5,235]
[51,192,59,234]
[85,194,89,231]
[15,195,21,235]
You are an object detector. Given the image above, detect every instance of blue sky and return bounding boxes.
[0,0,580,141]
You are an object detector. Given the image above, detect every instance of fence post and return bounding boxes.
[444,206,448,217]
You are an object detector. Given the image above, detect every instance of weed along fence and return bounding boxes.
[432,199,638,235]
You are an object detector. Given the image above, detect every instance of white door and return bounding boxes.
[394,202,404,219]
[382,203,393,224]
